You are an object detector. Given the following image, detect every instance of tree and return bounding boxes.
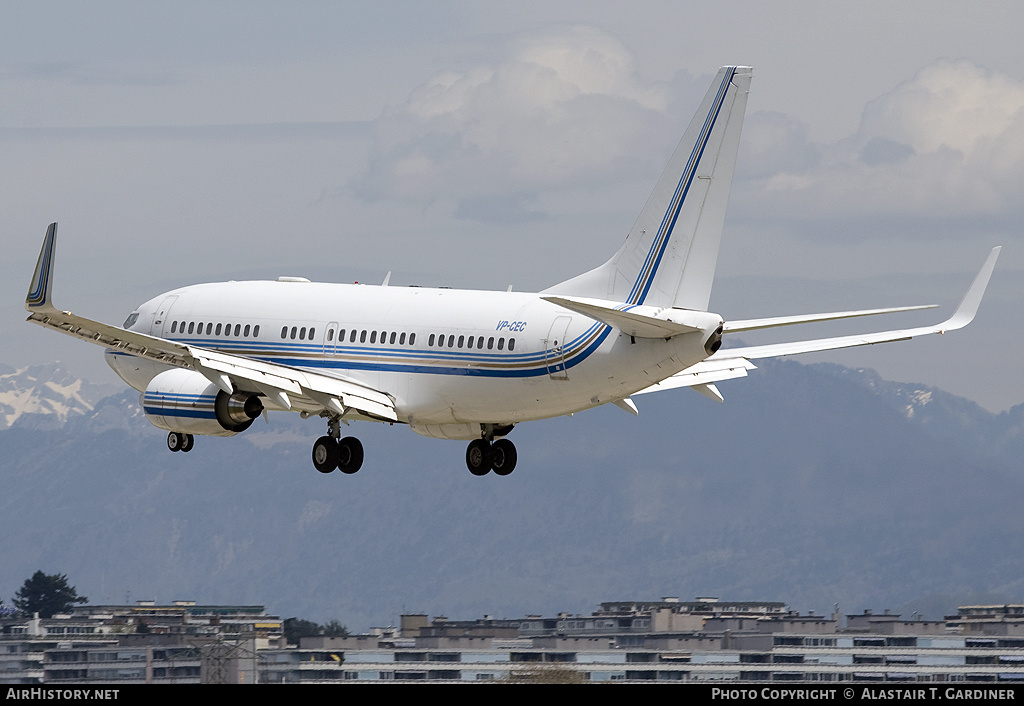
[322,620,349,637]
[12,571,88,618]
[283,617,321,645]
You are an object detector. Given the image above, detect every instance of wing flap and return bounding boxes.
[635,357,757,395]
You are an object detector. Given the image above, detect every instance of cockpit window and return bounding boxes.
[123,312,139,329]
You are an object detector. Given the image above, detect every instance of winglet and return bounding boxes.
[940,246,1001,332]
[26,223,60,315]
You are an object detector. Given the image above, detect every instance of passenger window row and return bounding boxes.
[427,333,516,351]
[281,326,317,341]
[172,321,260,338]
[326,329,418,346]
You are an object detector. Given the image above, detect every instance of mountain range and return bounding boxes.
[1,360,1021,630]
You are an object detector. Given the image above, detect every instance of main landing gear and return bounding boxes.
[311,417,363,474]
[167,432,194,453]
[466,438,517,476]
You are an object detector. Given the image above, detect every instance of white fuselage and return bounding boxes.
[106,279,720,431]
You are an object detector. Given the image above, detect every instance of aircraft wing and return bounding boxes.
[25,223,397,422]
[723,304,937,333]
[635,246,1001,400]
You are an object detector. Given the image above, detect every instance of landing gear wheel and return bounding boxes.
[167,432,184,452]
[466,439,493,476]
[337,437,364,474]
[491,439,517,476]
[180,434,194,453]
[312,436,339,473]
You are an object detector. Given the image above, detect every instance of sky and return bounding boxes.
[3,1,1023,411]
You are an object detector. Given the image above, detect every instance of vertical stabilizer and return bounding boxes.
[543,66,751,311]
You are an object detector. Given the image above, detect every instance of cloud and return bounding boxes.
[354,26,676,223]
[736,59,1024,236]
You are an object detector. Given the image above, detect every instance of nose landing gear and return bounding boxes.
[167,432,194,453]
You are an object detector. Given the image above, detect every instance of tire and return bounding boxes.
[466,439,493,476]
[491,439,517,476]
[312,436,339,473]
[167,432,182,452]
[337,437,364,474]
[180,434,195,453]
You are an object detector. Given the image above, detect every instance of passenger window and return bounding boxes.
[253,325,260,337]
[188,322,195,334]
[309,327,315,339]
[244,324,250,337]
[457,335,464,348]
[360,330,366,343]
[281,326,287,339]
[509,338,516,351]
[171,321,178,334]
[448,335,455,348]
[350,329,357,343]
[234,324,241,337]
[290,327,297,340]
[409,333,416,345]
[487,337,494,350]
[498,338,505,350]
[370,331,377,344]
[327,330,334,342]
[467,336,474,349]
[389,332,396,345]
[477,337,484,349]
[428,334,435,346]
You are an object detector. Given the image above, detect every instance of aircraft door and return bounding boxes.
[544,316,571,380]
[155,295,179,337]
[324,322,339,357]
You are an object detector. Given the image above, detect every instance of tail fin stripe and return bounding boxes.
[628,67,736,306]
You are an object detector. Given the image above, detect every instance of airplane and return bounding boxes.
[26,66,1001,477]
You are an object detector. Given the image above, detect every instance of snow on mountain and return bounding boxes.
[0,363,121,429]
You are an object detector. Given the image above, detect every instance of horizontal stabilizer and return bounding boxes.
[542,296,703,338]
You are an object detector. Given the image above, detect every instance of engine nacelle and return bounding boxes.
[142,369,263,437]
